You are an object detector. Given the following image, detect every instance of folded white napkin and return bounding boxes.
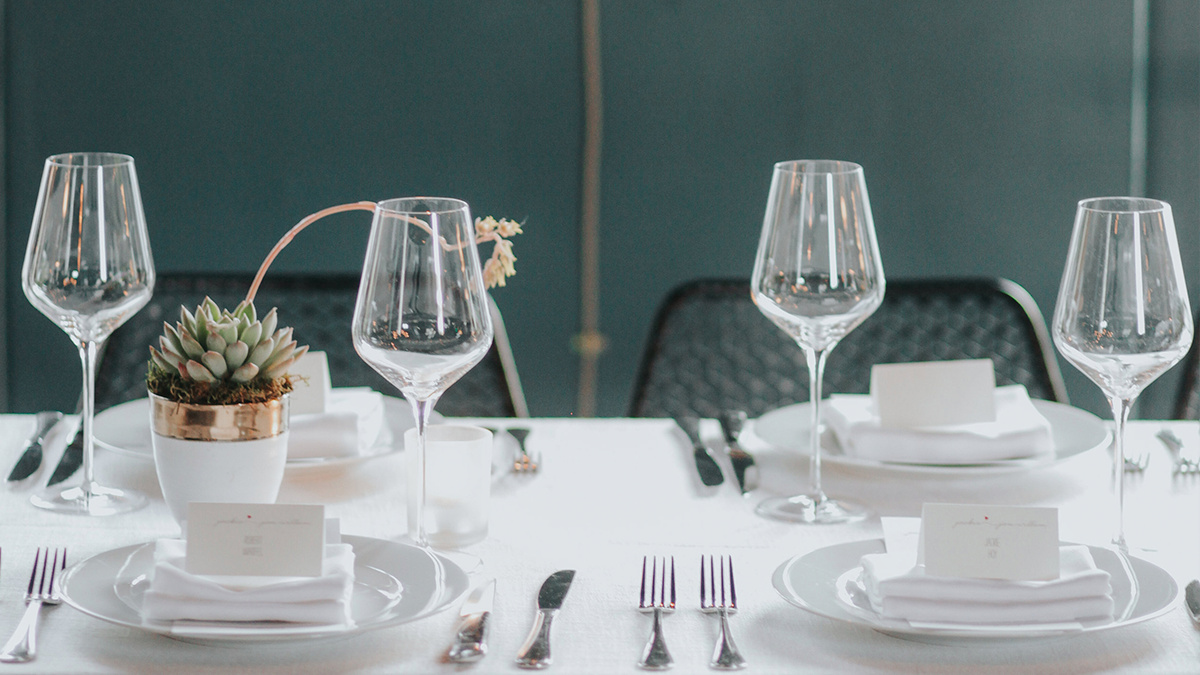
[824,385,1055,464]
[288,388,390,459]
[859,545,1114,625]
[140,539,356,625]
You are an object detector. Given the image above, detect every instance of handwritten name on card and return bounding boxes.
[870,359,996,429]
[921,503,1059,581]
[185,503,325,577]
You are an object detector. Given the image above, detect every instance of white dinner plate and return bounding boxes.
[771,539,1177,644]
[93,392,427,474]
[60,535,470,644]
[753,400,1110,475]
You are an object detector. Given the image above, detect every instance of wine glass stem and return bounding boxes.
[77,338,102,494]
[804,346,831,504]
[408,396,439,549]
[1108,396,1134,552]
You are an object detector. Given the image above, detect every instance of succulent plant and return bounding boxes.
[148,297,308,402]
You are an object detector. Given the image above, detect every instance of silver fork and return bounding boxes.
[701,555,747,670]
[1156,429,1200,474]
[637,556,675,670]
[1123,447,1150,473]
[0,548,65,663]
[508,427,540,473]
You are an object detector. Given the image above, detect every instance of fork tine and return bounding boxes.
[719,556,726,607]
[669,556,676,609]
[639,556,648,608]
[700,556,707,608]
[26,548,41,597]
[728,556,737,610]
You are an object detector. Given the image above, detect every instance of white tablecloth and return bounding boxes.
[0,413,1198,673]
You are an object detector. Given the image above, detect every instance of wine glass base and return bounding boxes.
[755,494,869,524]
[30,483,147,516]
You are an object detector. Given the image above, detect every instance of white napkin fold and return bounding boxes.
[859,545,1114,625]
[824,385,1055,464]
[140,539,356,625]
[287,388,390,459]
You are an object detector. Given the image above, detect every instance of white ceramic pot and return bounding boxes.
[148,393,290,524]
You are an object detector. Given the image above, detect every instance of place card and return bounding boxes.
[870,359,996,429]
[920,503,1059,581]
[287,351,332,416]
[185,503,326,577]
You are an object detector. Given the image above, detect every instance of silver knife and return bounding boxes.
[47,423,84,487]
[6,411,64,483]
[718,410,759,494]
[447,578,496,663]
[515,570,575,669]
[674,416,724,487]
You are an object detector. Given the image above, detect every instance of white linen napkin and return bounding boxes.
[287,387,390,459]
[859,545,1114,625]
[140,539,357,625]
[824,385,1055,464]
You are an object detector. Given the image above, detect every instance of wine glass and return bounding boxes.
[1052,197,1192,551]
[22,152,155,515]
[353,197,494,548]
[751,160,885,524]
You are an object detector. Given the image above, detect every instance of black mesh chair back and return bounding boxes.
[629,277,1068,419]
[1172,312,1200,420]
[95,273,528,417]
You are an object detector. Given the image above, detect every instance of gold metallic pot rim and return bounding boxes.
[149,393,289,442]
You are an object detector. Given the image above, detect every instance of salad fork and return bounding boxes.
[1156,429,1200,474]
[1123,447,1149,473]
[0,548,65,663]
[637,556,675,670]
[700,555,747,670]
[508,427,540,473]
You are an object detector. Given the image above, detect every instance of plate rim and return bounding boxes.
[771,538,1178,641]
[753,399,1111,475]
[59,533,470,643]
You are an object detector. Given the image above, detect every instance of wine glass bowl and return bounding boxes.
[22,152,154,515]
[751,160,885,524]
[1052,196,1192,550]
[353,197,493,547]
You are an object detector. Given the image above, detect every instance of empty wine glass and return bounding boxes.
[1053,197,1192,551]
[751,160,885,524]
[353,197,493,548]
[22,152,155,514]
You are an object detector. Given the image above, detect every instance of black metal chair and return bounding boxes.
[629,277,1068,419]
[1172,313,1200,420]
[95,273,528,417]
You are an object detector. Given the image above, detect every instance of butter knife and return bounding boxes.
[515,570,575,669]
[447,578,496,663]
[674,416,724,487]
[718,410,759,494]
[6,412,64,483]
[46,423,84,487]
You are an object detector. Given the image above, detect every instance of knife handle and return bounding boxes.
[515,609,556,669]
[447,611,490,663]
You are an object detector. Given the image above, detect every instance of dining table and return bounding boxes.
[1,406,1198,674]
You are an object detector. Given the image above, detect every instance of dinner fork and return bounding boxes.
[1155,429,1200,474]
[700,555,747,671]
[508,427,540,473]
[1123,447,1149,473]
[0,548,65,663]
[637,556,675,670]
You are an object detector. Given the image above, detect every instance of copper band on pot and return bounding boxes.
[149,393,289,441]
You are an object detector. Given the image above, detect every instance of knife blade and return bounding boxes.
[46,422,84,487]
[6,411,64,483]
[447,578,496,663]
[515,570,575,669]
[674,416,724,486]
[718,410,759,494]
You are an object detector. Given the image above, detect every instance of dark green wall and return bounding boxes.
[5,1,1198,419]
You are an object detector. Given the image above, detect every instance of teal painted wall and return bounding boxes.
[5,1,1198,419]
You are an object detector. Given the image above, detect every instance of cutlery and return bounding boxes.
[1155,429,1200,474]
[508,427,539,473]
[674,417,724,487]
[637,556,675,671]
[1186,580,1200,627]
[717,411,758,494]
[516,569,575,669]
[6,412,63,483]
[700,555,747,671]
[447,578,496,663]
[1122,446,1149,473]
[0,548,65,663]
[46,424,84,487]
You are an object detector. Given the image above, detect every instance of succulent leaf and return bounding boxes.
[205,324,227,353]
[247,337,277,367]
[185,360,217,382]
[261,309,278,340]
[224,341,249,369]
[201,351,228,378]
[240,321,263,347]
[179,331,205,359]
